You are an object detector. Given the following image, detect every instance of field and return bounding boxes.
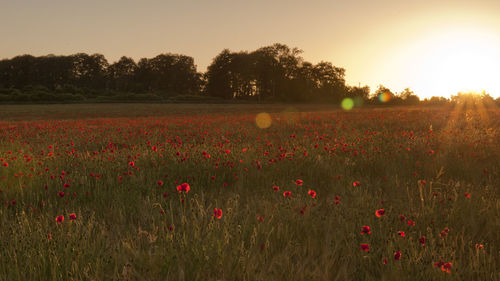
[0,103,499,281]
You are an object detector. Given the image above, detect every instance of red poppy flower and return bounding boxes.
[57,191,64,198]
[352,181,360,187]
[283,191,292,197]
[213,208,222,219]
[56,215,64,224]
[475,244,483,249]
[308,190,317,199]
[334,195,341,205]
[128,161,135,167]
[2,162,7,167]
[361,226,371,235]
[360,244,370,252]
[63,183,70,188]
[397,231,405,238]
[157,180,164,186]
[434,260,444,268]
[375,209,385,217]
[273,185,280,191]
[394,251,401,260]
[295,179,303,186]
[419,236,426,246]
[464,192,470,198]
[441,262,452,273]
[176,183,190,194]
[440,227,449,238]
[69,213,77,220]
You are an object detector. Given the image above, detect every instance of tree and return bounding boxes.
[1,55,37,89]
[71,53,109,89]
[135,53,201,96]
[371,85,396,104]
[205,49,235,99]
[311,61,346,102]
[107,56,137,92]
[398,88,419,105]
[205,44,349,102]
[252,43,303,101]
[347,85,370,101]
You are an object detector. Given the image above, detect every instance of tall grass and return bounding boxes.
[0,104,498,280]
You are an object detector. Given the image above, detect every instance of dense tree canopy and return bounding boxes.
[1,43,496,105]
[0,52,201,99]
[205,44,349,102]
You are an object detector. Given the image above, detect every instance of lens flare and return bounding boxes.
[341,98,354,110]
[378,92,391,103]
[255,112,272,129]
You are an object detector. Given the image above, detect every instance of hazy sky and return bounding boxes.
[1,0,499,98]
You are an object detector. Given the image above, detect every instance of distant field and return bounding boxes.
[0,103,345,121]
[0,104,498,280]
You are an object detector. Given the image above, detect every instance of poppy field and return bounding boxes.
[0,103,499,281]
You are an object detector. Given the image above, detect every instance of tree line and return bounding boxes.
[0,52,201,102]
[0,43,497,105]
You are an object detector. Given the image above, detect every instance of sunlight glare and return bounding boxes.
[409,27,500,99]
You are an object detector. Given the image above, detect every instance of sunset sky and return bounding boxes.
[1,0,499,98]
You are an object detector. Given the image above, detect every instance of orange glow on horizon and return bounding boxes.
[408,26,500,99]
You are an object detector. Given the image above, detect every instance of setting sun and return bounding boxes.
[408,26,500,99]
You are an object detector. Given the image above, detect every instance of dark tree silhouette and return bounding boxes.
[398,88,420,105]
[311,61,346,102]
[205,43,349,102]
[346,85,370,100]
[205,49,236,99]
[1,55,37,89]
[71,53,109,89]
[0,44,461,105]
[107,56,137,92]
[134,53,201,97]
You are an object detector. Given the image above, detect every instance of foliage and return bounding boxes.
[205,45,348,102]
[0,45,497,104]
[0,104,498,280]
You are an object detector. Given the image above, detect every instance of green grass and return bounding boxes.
[0,104,498,280]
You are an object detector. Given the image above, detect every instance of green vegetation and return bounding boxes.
[0,104,499,280]
[3,44,497,105]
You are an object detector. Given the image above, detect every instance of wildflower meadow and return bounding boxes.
[0,103,498,280]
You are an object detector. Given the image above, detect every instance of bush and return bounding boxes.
[167,94,223,103]
[94,93,163,102]
[55,84,85,96]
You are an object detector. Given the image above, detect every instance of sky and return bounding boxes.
[1,0,500,98]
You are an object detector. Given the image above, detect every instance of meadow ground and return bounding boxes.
[0,103,499,281]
